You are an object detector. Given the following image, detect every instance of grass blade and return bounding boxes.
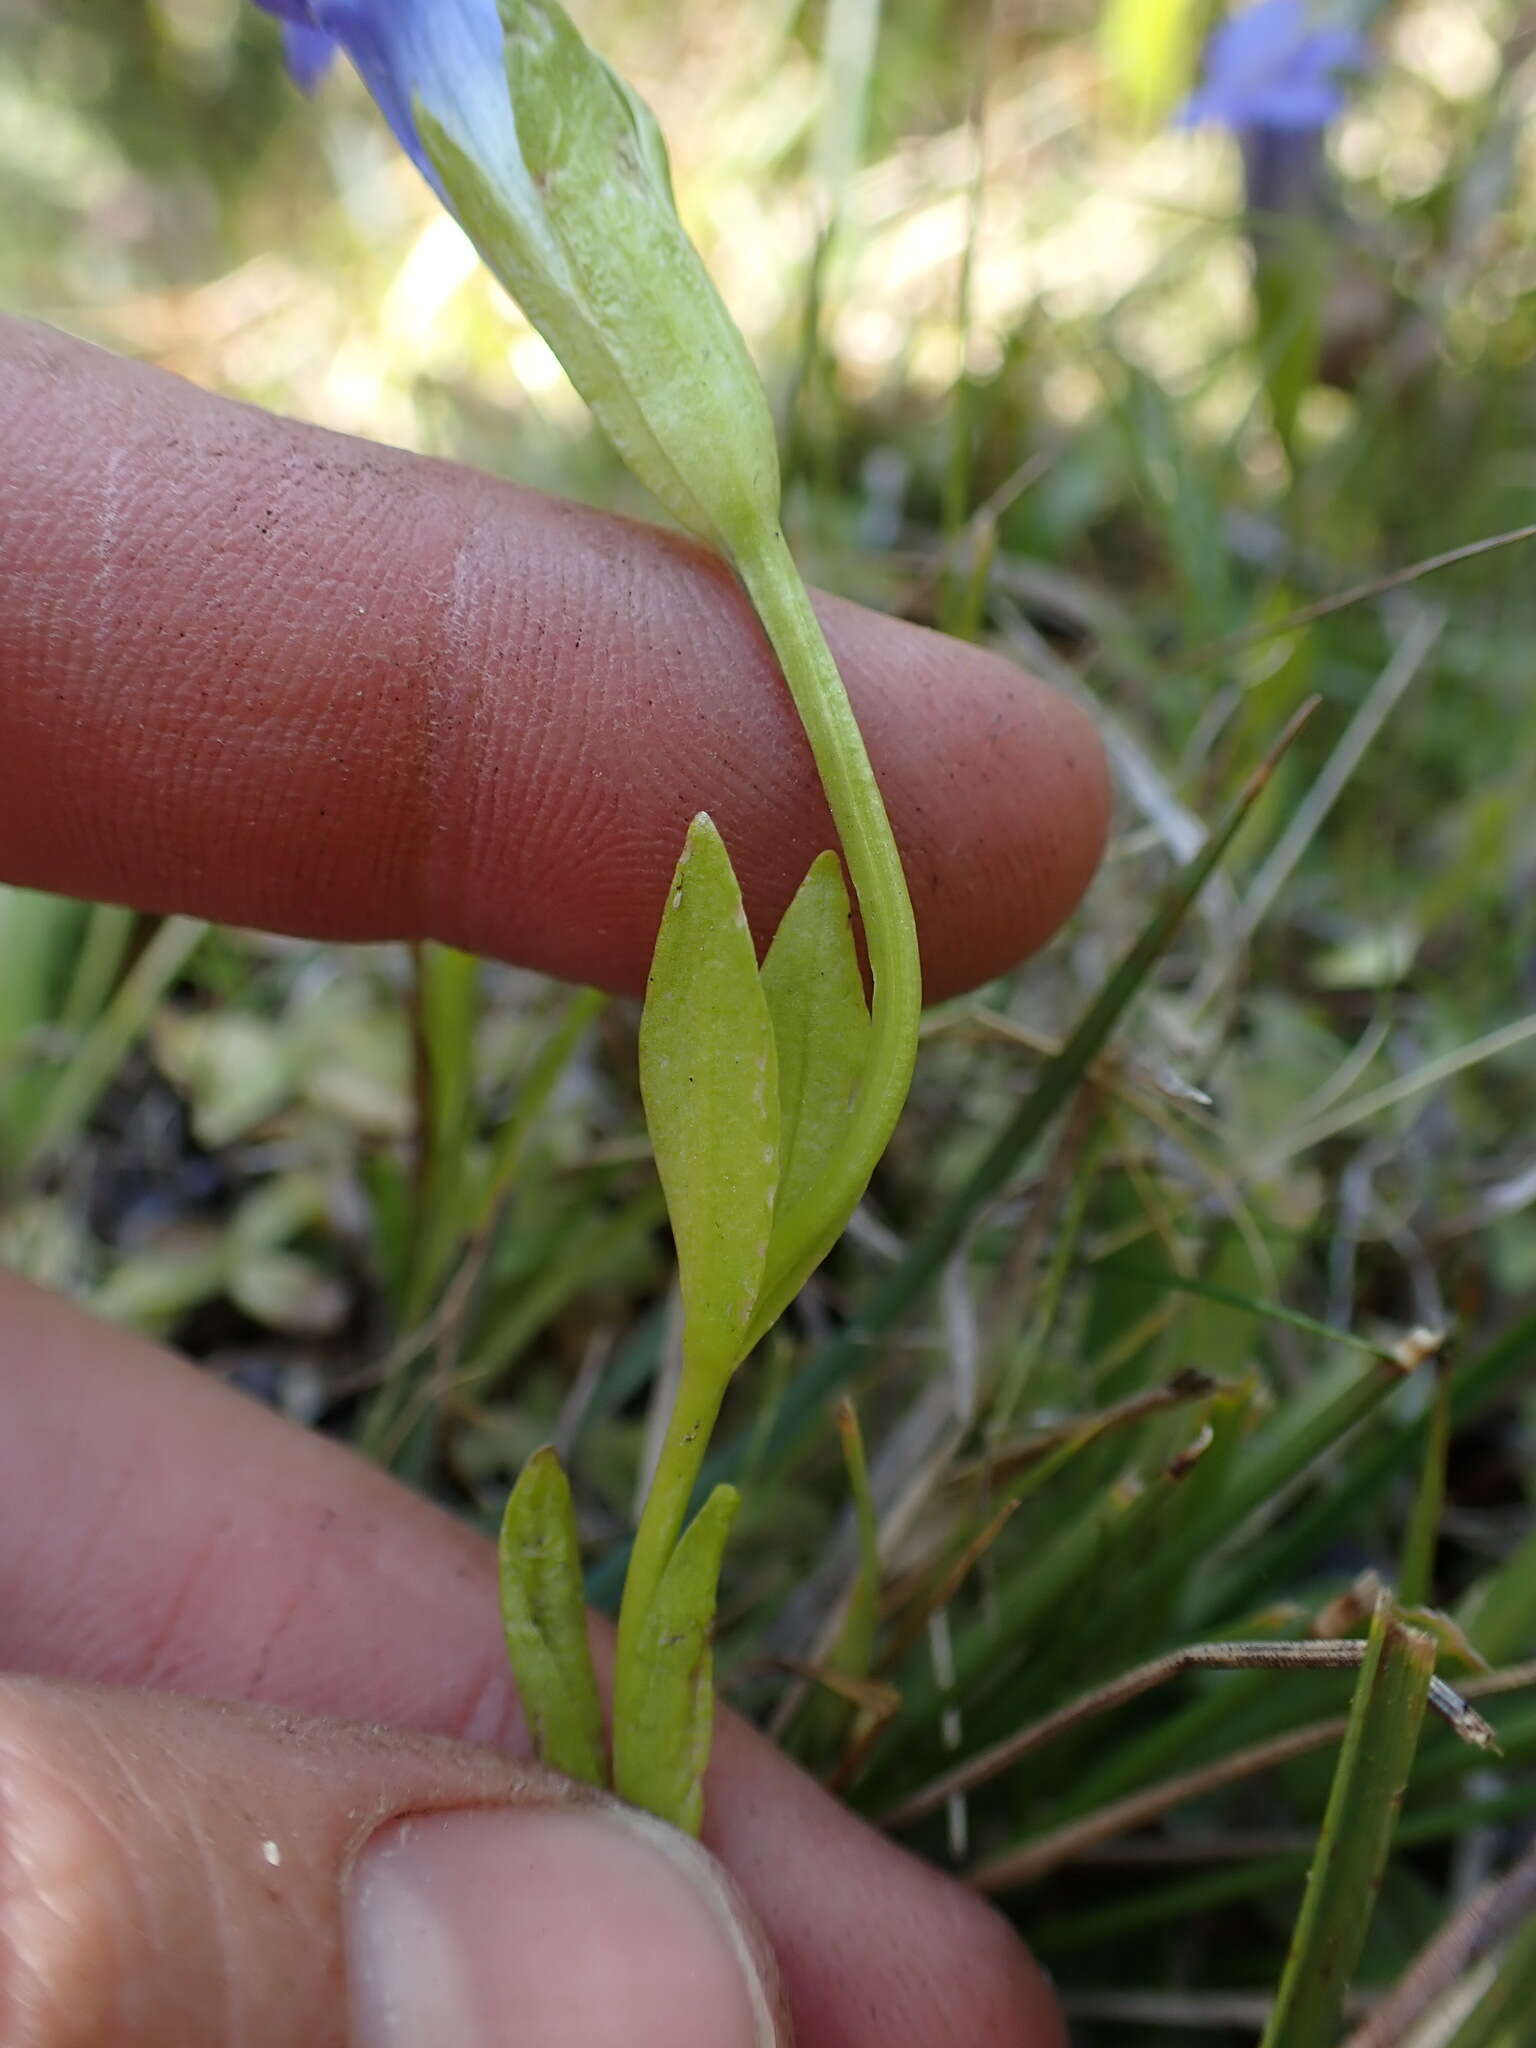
[23,916,206,1167]
[796,1398,882,1764]
[1258,1596,1436,2048]
[1343,1835,1536,2048]
[406,941,481,1318]
[1033,1782,1536,1959]
[1443,1909,1536,2048]
[884,1396,1240,1772]
[887,1636,1491,1830]
[477,987,605,1233]
[971,1714,1350,1893]
[1187,1349,1431,1626]
[1202,1307,1536,1621]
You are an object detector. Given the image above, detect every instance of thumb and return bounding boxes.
[0,1677,787,2048]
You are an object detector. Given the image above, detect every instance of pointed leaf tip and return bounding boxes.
[759,851,871,1303]
[640,817,779,1382]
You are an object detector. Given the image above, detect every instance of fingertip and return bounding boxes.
[431,497,1109,1001]
[350,1805,786,2048]
[706,1717,1066,2048]
[0,1677,787,2048]
[0,324,1108,1002]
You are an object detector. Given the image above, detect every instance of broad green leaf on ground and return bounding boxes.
[639,813,779,1381]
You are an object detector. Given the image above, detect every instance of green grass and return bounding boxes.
[7,1,1536,2038]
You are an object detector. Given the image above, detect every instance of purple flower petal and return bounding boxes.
[282,22,338,93]
[250,0,513,190]
[1176,0,1368,137]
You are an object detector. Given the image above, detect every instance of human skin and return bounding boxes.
[0,314,1111,2046]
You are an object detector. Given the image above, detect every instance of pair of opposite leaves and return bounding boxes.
[500,816,873,1832]
[498,1438,737,1834]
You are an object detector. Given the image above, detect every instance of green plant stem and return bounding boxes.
[734,525,922,1334]
[612,528,914,1809]
[615,1352,731,1697]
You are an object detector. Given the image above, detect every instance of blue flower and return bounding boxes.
[251,1,515,201]
[1178,0,1368,135]
[247,0,783,558]
[278,21,338,95]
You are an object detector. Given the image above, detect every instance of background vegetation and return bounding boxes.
[5,0,1536,2038]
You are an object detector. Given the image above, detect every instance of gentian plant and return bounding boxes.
[254,0,921,1834]
[1177,0,1368,215]
[1178,0,1369,450]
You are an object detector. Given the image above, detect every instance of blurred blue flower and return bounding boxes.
[251,1,512,200]
[249,0,783,558]
[278,22,337,95]
[1178,0,1368,135]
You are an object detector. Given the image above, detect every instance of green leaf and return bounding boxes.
[761,851,870,1284]
[1460,1512,1536,1668]
[652,709,1309,1530]
[612,1483,740,1834]
[1259,1596,1436,2048]
[639,813,779,1383]
[152,1010,295,1149]
[499,1447,607,1789]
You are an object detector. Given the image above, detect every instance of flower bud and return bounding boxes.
[257,0,781,558]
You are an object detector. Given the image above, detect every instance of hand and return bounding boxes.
[0,316,1108,2046]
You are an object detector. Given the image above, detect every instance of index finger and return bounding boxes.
[0,317,1107,998]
